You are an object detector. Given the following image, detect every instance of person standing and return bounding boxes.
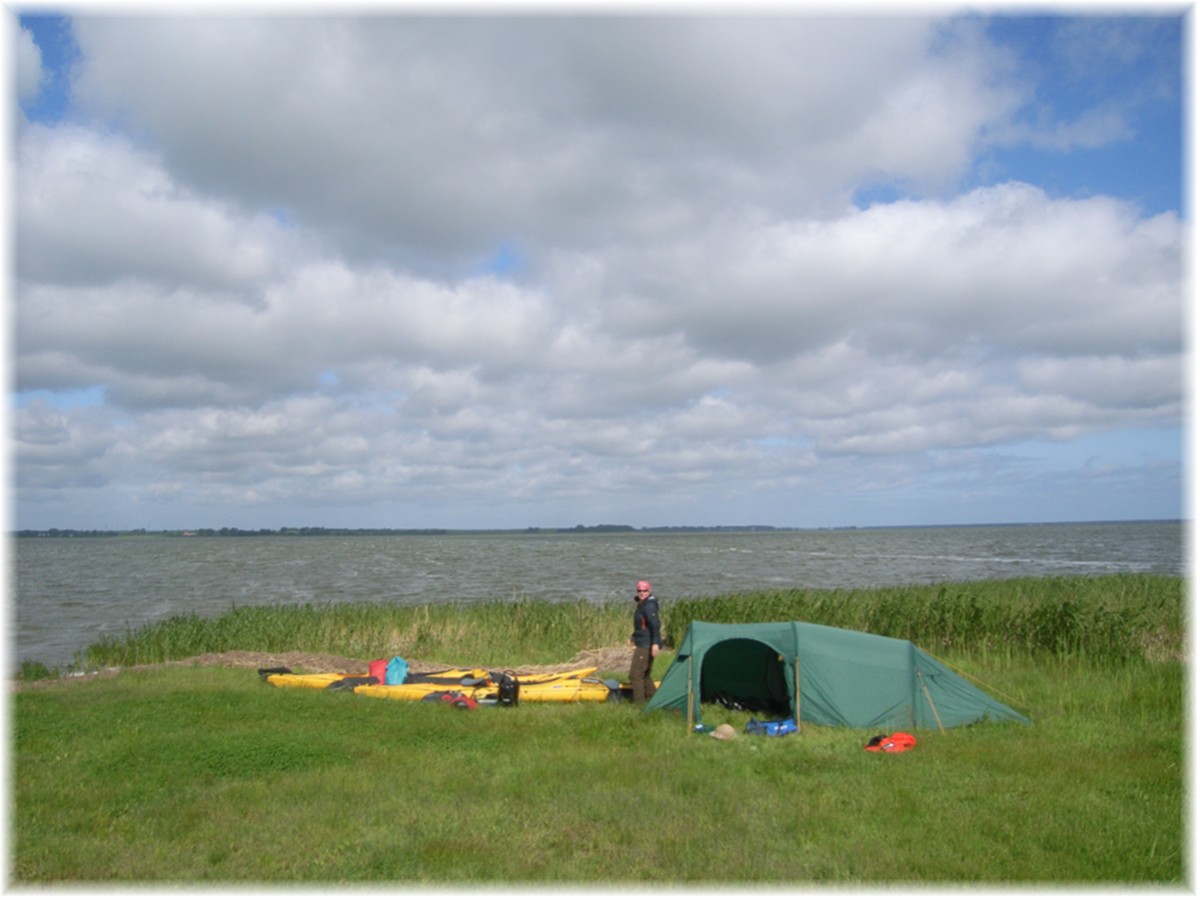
[628,579,661,703]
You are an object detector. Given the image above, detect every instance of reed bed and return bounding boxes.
[665,574,1183,665]
[71,573,1183,673]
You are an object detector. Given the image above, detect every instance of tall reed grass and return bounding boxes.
[665,574,1183,666]
[79,597,627,669]
[71,574,1182,673]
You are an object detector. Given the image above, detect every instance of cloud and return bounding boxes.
[63,17,1023,266]
[984,15,1180,157]
[568,182,1180,366]
[16,25,46,102]
[13,14,1183,528]
[17,123,293,289]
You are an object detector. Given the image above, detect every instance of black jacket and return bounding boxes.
[631,594,662,648]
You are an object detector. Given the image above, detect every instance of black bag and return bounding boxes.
[712,691,748,712]
[497,671,520,707]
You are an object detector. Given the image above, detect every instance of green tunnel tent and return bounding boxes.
[643,620,1030,730]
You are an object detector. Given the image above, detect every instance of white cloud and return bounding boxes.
[12,14,1183,529]
[16,25,45,103]
[572,182,1180,367]
[63,16,1023,265]
[17,123,293,289]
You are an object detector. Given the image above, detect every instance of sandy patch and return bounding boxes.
[14,645,639,689]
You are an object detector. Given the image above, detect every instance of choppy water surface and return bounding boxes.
[12,520,1185,669]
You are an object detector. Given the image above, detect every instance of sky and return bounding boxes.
[8,4,1188,532]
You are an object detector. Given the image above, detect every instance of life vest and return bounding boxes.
[421,690,479,710]
[864,732,916,753]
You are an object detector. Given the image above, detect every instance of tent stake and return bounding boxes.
[918,671,946,733]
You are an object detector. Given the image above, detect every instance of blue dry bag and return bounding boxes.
[385,656,409,685]
[745,717,797,737]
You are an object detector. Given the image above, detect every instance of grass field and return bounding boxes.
[11,574,1187,886]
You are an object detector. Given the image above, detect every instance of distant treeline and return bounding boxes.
[15,524,794,538]
[532,524,789,533]
[15,527,451,538]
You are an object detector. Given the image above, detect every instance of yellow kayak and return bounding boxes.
[508,667,598,684]
[354,681,493,702]
[266,671,363,690]
[516,677,614,703]
[353,667,607,702]
[264,664,637,703]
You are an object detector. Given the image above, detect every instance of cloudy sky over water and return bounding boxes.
[11,7,1185,531]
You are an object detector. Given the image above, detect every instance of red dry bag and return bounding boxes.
[368,659,387,684]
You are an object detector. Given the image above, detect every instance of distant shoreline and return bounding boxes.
[12,519,1184,539]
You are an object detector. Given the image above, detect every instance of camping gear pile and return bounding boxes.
[259,657,635,705]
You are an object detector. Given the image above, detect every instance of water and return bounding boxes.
[11,520,1186,670]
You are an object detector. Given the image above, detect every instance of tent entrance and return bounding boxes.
[700,638,791,715]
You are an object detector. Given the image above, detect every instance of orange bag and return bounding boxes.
[864,732,916,753]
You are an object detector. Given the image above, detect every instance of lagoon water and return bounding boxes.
[12,520,1186,670]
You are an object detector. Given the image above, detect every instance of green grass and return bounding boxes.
[11,575,1186,886]
[13,658,1182,885]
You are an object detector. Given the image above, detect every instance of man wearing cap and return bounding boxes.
[628,580,662,703]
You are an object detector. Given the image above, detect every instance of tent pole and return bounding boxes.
[918,671,945,733]
[686,654,694,735]
[794,655,802,734]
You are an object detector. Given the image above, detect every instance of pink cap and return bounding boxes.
[636,581,651,592]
